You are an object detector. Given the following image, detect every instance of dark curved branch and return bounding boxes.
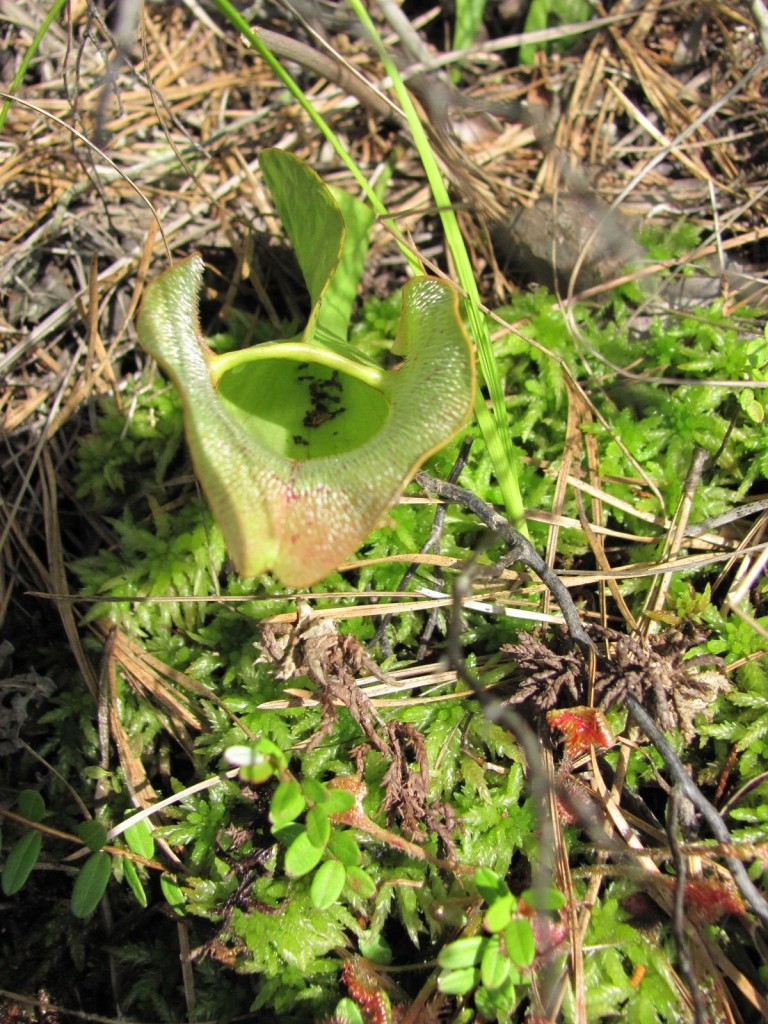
[415,471,593,656]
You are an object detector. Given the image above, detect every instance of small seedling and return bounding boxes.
[437,867,565,1020]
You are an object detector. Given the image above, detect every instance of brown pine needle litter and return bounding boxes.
[2,1,768,1022]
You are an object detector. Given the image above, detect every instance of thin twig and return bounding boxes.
[666,788,707,1024]
[686,496,768,538]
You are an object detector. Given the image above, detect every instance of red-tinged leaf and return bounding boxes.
[519,886,567,913]
[334,998,366,1024]
[547,706,615,758]
[345,865,376,899]
[680,877,745,924]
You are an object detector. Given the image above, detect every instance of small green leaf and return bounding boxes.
[284,830,325,878]
[256,737,289,769]
[504,917,536,967]
[302,778,328,804]
[123,858,148,908]
[745,399,764,423]
[345,865,376,899]
[475,979,517,1018]
[453,0,486,50]
[481,936,510,991]
[272,822,303,846]
[520,885,567,912]
[333,998,365,1024]
[305,805,332,848]
[160,874,186,914]
[270,780,306,826]
[124,817,155,859]
[71,851,111,918]
[484,893,515,933]
[242,763,274,784]
[2,830,42,896]
[310,859,347,909]
[437,936,486,970]
[77,820,107,853]
[327,829,361,866]
[437,966,479,996]
[519,0,593,64]
[474,866,508,904]
[18,789,46,823]
[359,931,393,964]
[317,787,355,818]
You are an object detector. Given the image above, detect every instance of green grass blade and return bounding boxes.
[0,0,68,131]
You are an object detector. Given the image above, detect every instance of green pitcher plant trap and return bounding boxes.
[137,149,475,586]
